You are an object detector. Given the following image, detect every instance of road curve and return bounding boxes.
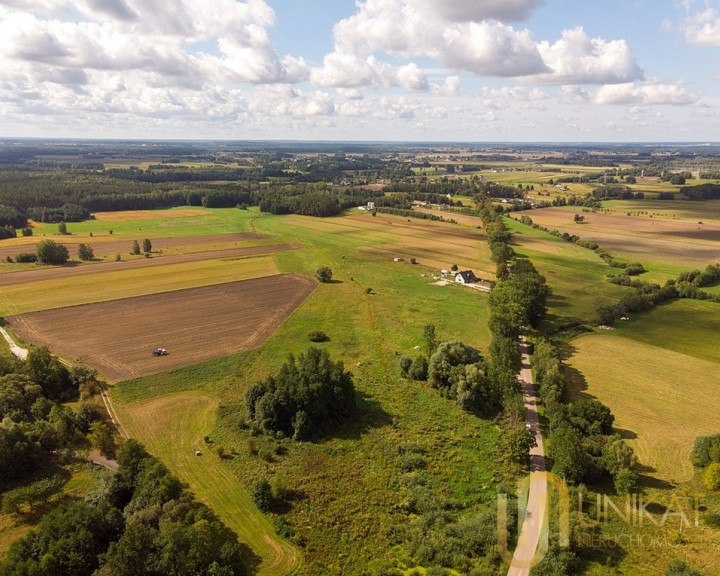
[507,336,548,576]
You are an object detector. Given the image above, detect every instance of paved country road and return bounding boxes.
[507,336,548,576]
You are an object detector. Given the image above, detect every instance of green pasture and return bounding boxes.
[609,299,720,364]
[114,391,301,576]
[30,206,255,237]
[504,218,630,327]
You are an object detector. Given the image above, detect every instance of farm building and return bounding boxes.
[455,270,477,284]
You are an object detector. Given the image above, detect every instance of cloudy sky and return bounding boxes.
[1,0,720,141]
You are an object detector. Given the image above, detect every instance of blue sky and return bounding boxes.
[1,0,719,141]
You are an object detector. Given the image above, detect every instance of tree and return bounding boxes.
[422,324,437,357]
[703,462,720,491]
[58,221,68,235]
[89,421,116,457]
[142,238,152,253]
[549,424,588,483]
[36,239,70,265]
[316,266,333,283]
[131,240,141,255]
[252,478,274,512]
[573,214,585,223]
[77,243,94,260]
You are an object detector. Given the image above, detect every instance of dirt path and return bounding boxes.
[0,326,27,359]
[507,336,548,576]
[88,452,119,472]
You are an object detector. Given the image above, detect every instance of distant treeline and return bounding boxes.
[680,183,720,200]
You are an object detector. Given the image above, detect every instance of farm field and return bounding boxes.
[0,253,285,316]
[565,331,720,482]
[102,208,505,574]
[7,274,316,382]
[515,206,720,271]
[0,231,270,261]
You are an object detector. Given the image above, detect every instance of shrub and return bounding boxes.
[316,266,333,282]
[307,330,328,342]
[397,452,426,472]
[15,253,37,263]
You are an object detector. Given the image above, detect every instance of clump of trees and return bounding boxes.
[1,439,249,576]
[244,347,356,440]
[427,341,493,414]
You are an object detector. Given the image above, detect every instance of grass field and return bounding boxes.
[113,391,301,576]
[30,206,256,237]
[99,208,507,574]
[504,217,630,327]
[565,332,720,482]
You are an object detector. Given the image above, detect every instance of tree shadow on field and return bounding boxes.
[616,427,637,440]
[546,293,572,309]
[333,390,393,441]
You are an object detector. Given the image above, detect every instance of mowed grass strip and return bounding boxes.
[565,333,720,482]
[0,255,278,316]
[114,392,301,576]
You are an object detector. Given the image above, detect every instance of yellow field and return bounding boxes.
[0,255,278,316]
[565,333,720,482]
[114,391,301,576]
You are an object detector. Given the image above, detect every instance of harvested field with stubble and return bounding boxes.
[516,207,720,267]
[7,274,316,382]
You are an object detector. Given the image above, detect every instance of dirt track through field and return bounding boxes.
[7,274,316,382]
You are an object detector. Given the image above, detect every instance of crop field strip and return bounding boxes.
[0,242,299,289]
[0,231,270,261]
[7,274,316,382]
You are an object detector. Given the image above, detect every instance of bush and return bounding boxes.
[307,330,328,342]
[316,266,333,283]
[15,252,37,263]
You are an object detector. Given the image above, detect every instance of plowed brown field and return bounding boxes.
[7,274,316,382]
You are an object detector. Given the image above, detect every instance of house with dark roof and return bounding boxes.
[455,270,477,284]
